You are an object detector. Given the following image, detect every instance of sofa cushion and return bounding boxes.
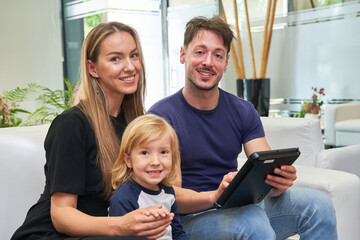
[259,117,324,167]
[336,131,360,146]
[335,119,360,132]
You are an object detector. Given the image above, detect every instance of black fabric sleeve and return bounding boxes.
[45,109,89,196]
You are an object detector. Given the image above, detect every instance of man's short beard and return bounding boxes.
[188,77,218,91]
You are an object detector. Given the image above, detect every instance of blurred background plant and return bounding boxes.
[0,79,80,128]
[25,79,80,125]
[317,0,343,7]
[294,87,325,118]
[0,84,38,127]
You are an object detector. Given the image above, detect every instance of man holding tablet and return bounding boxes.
[149,16,337,240]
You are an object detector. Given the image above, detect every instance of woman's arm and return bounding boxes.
[51,192,172,239]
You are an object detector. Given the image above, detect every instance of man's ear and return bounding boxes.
[180,46,186,64]
[87,60,98,78]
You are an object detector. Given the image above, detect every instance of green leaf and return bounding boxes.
[1,79,80,127]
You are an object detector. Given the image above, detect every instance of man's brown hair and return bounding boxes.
[183,16,234,54]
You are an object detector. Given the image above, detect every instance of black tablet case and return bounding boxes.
[214,148,300,209]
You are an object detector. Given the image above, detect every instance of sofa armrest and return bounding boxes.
[293,165,360,240]
[324,104,338,146]
[324,102,360,146]
[316,144,360,179]
[0,124,50,240]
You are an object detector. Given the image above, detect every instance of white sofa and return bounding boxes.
[0,124,50,240]
[1,119,359,240]
[324,102,360,147]
[238,117,360,240]
[261,117,360,179]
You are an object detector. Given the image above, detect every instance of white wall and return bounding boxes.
[0,0,63,92]
[2,0,359,115]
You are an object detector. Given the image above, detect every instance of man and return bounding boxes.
[149,16,337,240]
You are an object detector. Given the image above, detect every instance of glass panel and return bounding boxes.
[220,0,360,115]
[63,0,165,109]
[289,0,356,12]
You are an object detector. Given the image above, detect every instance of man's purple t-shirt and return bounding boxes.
[149,88,264,192]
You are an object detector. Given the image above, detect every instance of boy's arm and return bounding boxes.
[173,172,237,214]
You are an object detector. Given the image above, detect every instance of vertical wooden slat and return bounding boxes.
[233,0,246,78]
[244,0,256,79]
[258,0,272,78]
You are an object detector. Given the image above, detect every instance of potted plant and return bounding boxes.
[294,87,325,118]
[221,0,276,116]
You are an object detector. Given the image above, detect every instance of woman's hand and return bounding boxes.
[266,165,297,197]
[117,205,173,239]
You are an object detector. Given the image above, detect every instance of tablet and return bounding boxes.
[214,148,300,209]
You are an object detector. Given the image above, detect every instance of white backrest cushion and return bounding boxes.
[260,117,324,167]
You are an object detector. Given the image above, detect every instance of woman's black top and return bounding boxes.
[11,106,127,240]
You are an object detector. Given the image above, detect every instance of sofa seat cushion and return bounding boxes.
[336,131,360,146]
[335,119,360,132]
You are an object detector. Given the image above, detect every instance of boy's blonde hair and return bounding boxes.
[112,115,181,190]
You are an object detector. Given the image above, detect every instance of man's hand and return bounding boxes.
[265,165,297,197]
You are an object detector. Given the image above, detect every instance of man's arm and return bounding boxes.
[243,137,297,197]
[243,137,271,156]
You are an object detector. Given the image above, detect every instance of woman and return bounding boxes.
[11,22,172,240]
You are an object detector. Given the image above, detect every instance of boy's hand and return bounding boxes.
[141,205,172,218]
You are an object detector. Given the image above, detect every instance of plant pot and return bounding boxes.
[304,113,319,119]
[237,78,270,117]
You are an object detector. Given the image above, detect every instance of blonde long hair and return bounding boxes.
[75,22,146,199]
[112,115,181,190]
